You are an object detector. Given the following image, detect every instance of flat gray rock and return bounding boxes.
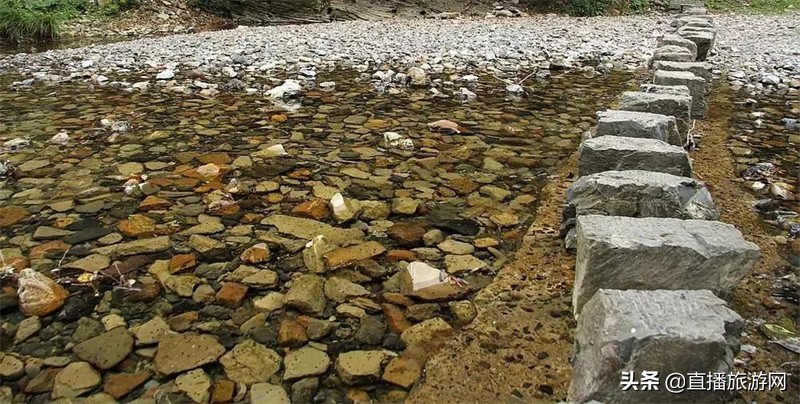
[652,60,712,80]
[596,109,682,146]
[562,170,718,236]
[619,91,692,134]
[578,136,692,177]
[639,84,691,97]
[671,15,715,28]
[573,215,760,313]
[648,45,694,67]
[569,289,742,403]
[653,70,708,118]
[677,27,717,61]
[657,34,698,60]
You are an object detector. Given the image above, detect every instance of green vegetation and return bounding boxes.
[189,0,234,16]
[0,0,138,43]
[96,0,140,17]
[707,0,799,13]
[521,0,650,16]
[0,0,82,42]
[568,0,613,16]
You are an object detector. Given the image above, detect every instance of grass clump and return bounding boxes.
[0,0,85,42]
[707,0,799,13]
[96,0,139,17]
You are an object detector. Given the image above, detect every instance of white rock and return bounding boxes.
[404,262,446,291]
[49,130,69,146]
[265,79,302,98]
[156,69,175,80]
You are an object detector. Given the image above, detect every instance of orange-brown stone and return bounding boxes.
[197,153,232,165]
[118,215,156,238]
[138,196,171,211]
[0,206,29,228]
[291,199,329,220]
[382,292,415,307]
[169,254,196,274]
[278,318,308,347]
[324,242,386,269]
[195,180,226,194]
[385,250,417,262]
[382,303,412,334]
[17,268,69,317]
[211,379,235,403]
[288,169,313,180]
[29,240,70,259]
[386,223,426,246]
[104,371,151,399]
[207,201,240,216]
[241,213,264,224]
[215,282,249,308]
[240,243,270,264]
[52,217,76,229]
[270,114,288,123]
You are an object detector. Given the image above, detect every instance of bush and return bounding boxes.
[189,0,234,17]
[97,0,140,17]
[0,0,85,42]
[569,0,612,16]
[626,0,650,13]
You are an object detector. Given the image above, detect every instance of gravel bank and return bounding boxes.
[714,14,799,94]
[0,14,797,93]
[1,16,665,77]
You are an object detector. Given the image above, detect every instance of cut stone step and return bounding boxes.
[649,45,694,67]
[657,34,698,60]
[639,84,691,97]
[652,60,711,81]
[578,136,692,177]
[677,27,716,61]
[573,215,760,314]
[595,109,682,146]
[562,170,718,236]
[653,70,708,118]
[619,91,692,134]
[568,289,742,403]
[672,15,715,28]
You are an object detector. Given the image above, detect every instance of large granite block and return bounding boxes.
[578,136,692,177]
[573,215,760,313]
[657,34,698,60]
[677,28,716,60]
[639,84,691,97]
[563,170,717,228]
[649,45,694,67]
[596,110,682,146]
[653,70,708,118]
[619,91,692,134]
[569,289,743,403]
[652,61,712,81]
[672,15,715,28]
